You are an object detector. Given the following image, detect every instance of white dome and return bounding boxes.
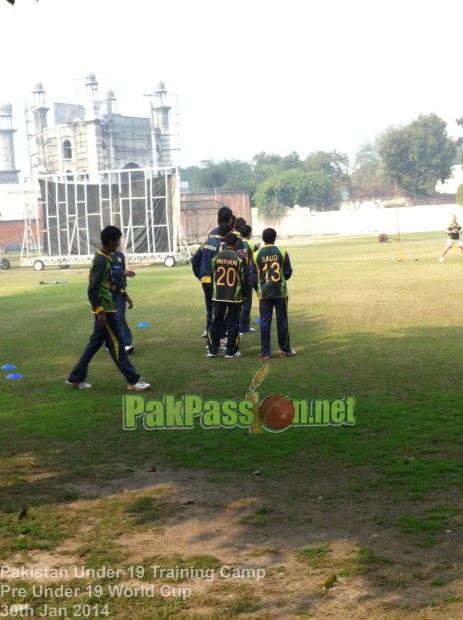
[0,102,12,115]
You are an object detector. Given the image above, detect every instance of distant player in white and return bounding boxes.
[439,215,463,261]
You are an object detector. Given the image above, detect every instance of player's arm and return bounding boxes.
[283,251,293,280]
[113,270,131,304]
[200,241,219,282]
[88,257,107,326]
[240,257,248,298]
[191,244,203,279]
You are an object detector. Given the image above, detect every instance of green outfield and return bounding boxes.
[1,233,463,619]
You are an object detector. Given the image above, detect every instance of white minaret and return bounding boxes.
[0,102,20,184]
[151,81,172,168]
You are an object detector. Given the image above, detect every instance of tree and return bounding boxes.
[254,169,336,217]
[302,150,349,207]
[184,159,255,193]
[456,183,463,206]
[303,150,349,178]
[378,113,456,196]
[349,141,392,208]
[252,151,301,185]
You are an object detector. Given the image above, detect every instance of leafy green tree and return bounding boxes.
[252,151,301,185]
[254,169,336,217]
[253,176,287,218]
[378,113,456,195]
[303,150,349,206]
[456,183,463,206]
[184,159,255,193]
[303,150,349,178]
[180,165,201,188]
[349,141,392,208]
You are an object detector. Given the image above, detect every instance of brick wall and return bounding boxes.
[180,192,251,244]
[0,221,24,251]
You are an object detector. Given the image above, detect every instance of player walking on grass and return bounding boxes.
[66,226,150,391]
[253,228,295,360]
[439,214,463,261]
[207,232,248,359]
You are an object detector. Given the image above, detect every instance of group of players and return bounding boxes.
[191,206,296,361]
[64,206,296,391]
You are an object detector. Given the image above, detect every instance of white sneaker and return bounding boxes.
[125,345,134,354]
[66,380,92,390]
[127,380,151,391]
[280,350,296,358]
[240,327,255,335]
[439,257,445,262]
[225,351,241,359]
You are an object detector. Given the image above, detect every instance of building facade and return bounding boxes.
[28,74,175,180]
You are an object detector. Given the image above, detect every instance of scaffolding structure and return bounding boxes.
[20,76,188,270]
[21,167,190,271]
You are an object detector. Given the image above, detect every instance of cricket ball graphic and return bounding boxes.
[259,394,295,431]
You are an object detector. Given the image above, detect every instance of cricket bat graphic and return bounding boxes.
[247,363,270,434]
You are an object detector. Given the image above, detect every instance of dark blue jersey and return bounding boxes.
[111,251,127,288]
[191,235,225,283]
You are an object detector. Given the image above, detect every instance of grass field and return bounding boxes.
[2,233,463,619]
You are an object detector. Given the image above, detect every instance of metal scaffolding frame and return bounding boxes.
[21,166,190,270]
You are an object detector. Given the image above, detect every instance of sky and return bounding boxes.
[1,0,463,178]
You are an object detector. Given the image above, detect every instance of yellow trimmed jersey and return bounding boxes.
[212,249,247,302]
[447,222,462,240]
[253,245,292,298]
[88,251,116,313]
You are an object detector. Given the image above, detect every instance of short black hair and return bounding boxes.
[262,228,277,244]
[217,223,232,237]
[225,232,238,247]
[240,224,252,238]
[234,217,246,232]
[101,225,122,246]
[217,206,233,224]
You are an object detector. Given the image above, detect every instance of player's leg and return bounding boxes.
[259,298,274,358]
[441,240,452,258]
[208,301,226,356]
[201,282,213,337]
[67,315,106,385]
[226,303,241,356]
[104,313,143,386]
[115,294,132,349]
[240,282,254,334]
[275,297,293,355]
